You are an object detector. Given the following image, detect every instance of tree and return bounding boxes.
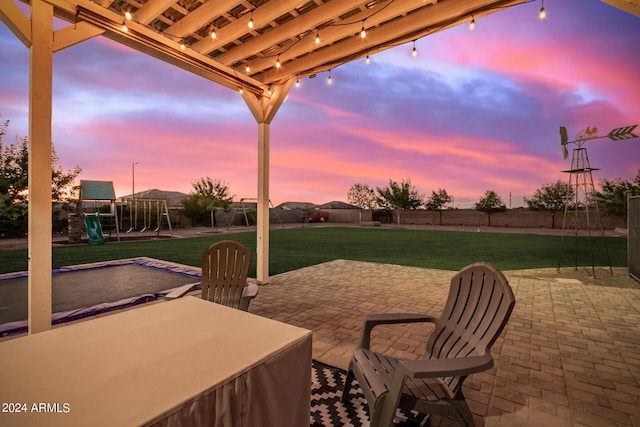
[0,118,82,236]
[424,188,452,210]
[347,183,377,209]
[181,177,234,226]
[475,190,506,226]
[526,180,574,228]
[376,178,423,210]
[475,190,507,213]
[425,188,453,225]
[376,178,423,225]
[595,169,640,217]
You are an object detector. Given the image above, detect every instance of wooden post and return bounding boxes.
[242,81,294,284]
[256,122,270,284]
[28,0,54,333]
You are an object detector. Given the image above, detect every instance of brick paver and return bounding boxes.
[250,260,640,427]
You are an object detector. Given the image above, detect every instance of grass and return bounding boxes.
[0,227,627,277]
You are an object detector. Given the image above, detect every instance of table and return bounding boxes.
[0,297,312,426]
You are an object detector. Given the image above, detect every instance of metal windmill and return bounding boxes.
[557,124,638,275]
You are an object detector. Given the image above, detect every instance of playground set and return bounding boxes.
[74,180,172,244]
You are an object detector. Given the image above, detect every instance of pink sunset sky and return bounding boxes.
[1,0,639,208]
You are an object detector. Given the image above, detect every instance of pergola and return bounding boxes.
[1,0,638,334]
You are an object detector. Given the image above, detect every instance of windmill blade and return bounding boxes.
[560,126,569,145]
[559,126,569,159]
[607,124,638,141]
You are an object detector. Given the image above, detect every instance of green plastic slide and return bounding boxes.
[84,214,105,245]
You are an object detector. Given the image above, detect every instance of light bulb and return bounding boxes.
[360,26,366,39]
[538,6,547,20]
[412,46,417,58]
[315,32,320,44]
[180,43,186,51]
[245,64,251,73]
[248,14,254,29]
[469,17,476,31]
[210,29,216,39]
[327,71,332,85]
[238,87,244,94]
[295,79,300,88]
[365,55,371,65]
[122,22,128,32]
[275,56,281,69]
[124,11,132,20]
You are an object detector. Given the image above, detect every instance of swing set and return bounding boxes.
[77,181,173,244]
[120,198,173,237]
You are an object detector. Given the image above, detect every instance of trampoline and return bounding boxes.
[0,258,200,336]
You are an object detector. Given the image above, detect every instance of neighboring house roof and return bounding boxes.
[318,201,358,209]
[230,201,257,209]
[277,202,318,210]
[120,189,188,207]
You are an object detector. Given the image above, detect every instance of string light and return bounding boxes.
[327,70,332,85]
[360,22,366,39]
[275,55,281,69]
[248,11,254,29]
[538,0,547,20]
[411,40,418,58]
[315,30,320,45]
[121,11,131,32]
[469,16,476,31]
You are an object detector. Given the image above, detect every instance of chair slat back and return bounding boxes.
[426,263,515,390]
[201,240,251,309]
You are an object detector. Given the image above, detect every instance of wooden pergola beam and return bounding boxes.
[164,0,242,38]
[191,0,301,55]
[0,0,32,47]
[257,0,527,84]
[134,0,176,25]
[216,0,375,67]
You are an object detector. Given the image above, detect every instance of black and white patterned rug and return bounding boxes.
[311,360,429,427]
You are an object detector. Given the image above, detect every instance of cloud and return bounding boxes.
[0,0,638,207]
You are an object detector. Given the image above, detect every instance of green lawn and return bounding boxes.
[0,227,627,276]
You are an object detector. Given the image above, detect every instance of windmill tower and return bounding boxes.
[557,124,638,275]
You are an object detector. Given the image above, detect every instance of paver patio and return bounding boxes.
[250,260,640,427]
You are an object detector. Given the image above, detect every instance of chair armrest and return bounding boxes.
[164,282,200,300]
[242,281,259,299]
[397,353,494,379]
[358,313,437,349]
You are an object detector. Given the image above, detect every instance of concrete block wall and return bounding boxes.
[211,207,626,230]
[381,209,625,230]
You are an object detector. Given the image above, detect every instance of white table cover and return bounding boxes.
[0,297,312,426]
